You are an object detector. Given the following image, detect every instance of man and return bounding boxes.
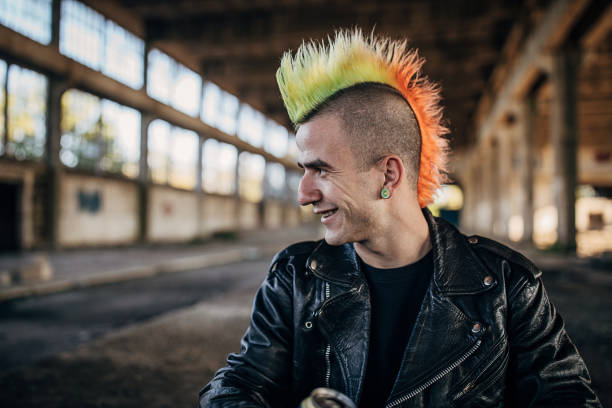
[200,29,600,407]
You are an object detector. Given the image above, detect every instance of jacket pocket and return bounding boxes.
[451,348,509,407]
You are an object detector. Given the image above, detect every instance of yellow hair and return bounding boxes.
[276,28,449,207]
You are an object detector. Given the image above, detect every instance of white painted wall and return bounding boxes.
[578,146,612,185]
[239,201,259,230]
[200,195,238,235]
[285,206,301,227]
[59,174,139,246]
[264,200,283,229]
[148,186,199,242]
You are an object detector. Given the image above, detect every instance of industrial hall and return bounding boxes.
[0,0,610,407]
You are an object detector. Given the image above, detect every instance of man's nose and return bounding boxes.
[297,173,321,206]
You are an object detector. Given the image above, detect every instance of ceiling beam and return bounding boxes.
[0,25,298,169]
[120,0,417,18]
[144,7,515,49]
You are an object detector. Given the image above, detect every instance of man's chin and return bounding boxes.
[323,230,348,246]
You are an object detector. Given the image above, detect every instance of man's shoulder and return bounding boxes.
[268,239,323,271]
[465,234,542,281]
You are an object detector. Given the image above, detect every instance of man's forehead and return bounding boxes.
[296,127,335,161]
[296,114,346,147]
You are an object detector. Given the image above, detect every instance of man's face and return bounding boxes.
[296,114,380,246]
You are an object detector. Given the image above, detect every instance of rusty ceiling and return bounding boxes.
[106,0,544,148]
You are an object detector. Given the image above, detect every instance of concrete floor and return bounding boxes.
[0,259,267,407]
[0,255,610,407]
[0,260,267,371]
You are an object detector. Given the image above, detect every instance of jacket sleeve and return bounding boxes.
[199,255,294,408]
[505,268,601,407]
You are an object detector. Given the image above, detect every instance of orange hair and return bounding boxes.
[277,29,450,207]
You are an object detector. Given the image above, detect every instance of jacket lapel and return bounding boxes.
[387,210,496,403]
[305,209,497,405]
[307,242,370,401]
[317,278,370,401]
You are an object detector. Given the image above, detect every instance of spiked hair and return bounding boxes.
[276,28,449,207]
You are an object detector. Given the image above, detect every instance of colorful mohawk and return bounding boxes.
[276,28,449,207]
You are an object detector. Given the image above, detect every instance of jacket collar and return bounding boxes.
[306,208,496,295]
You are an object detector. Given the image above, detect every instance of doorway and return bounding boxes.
[0,182,22,252]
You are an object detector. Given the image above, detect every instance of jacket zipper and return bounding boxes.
[385,339,482,408]
[453,347,509,402]
[324,281,331,387]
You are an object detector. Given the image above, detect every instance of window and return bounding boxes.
[100,99,140,177]
[0,0,52,45]
[60,1,105,70]
[147,119,198,190]
[60,0,144,89]
[60,89,140,177]
[6,65,47,160]
[103,20,144,89]
[264,120,288,157]
[237,104,264,147]
[148,119,171,184]
[168,127,198,189]
[147,49,172,103]
[172,64,201,116]
[203,138,237,195]
[201,82,239,135]
[238,151,265,203]
[286,134,298,161]
[286,171,301,201]
[147,49,202,116]
[0,59,6,155]
[264,162,286,199]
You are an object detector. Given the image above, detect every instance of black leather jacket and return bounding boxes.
[200,210,600,407]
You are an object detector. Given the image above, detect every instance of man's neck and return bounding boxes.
[354,208,432,269]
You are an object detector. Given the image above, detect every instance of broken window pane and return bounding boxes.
[238,151,265,203]
[0,0,52,45]
[201,82,239,135]
[61,89,140,177]
[203,138,237,195]
[7,64,47,160]
[60,0,144,89]
[147,118,198,190]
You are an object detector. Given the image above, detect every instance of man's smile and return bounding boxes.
[315,208,339,223]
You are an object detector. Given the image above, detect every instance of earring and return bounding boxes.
[380,187,391,199]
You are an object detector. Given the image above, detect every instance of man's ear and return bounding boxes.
[380,155,404,191]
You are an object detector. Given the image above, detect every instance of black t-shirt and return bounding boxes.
[358,250,434,408]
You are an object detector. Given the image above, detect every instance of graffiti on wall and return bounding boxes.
[162,201,173,216]
[77,190,102,213]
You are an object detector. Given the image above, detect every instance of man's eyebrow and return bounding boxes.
[297,159,334,170]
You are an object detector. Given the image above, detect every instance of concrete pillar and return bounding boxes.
[196,135,205,236]
[260,160,271,228]
[283,169,295,226]
[42,0,64,250]
[45,78,67,250]
[462,163,475,232]
[234,151,241,198]
[489,137,499,237]
[496,124,513,239]
[472,157,484,233]
[2,63,7,149]
[517,95,536,243]
[234,150,242,228]
[549,49,579,251]
[49,0,61,51]
[196,136,204,192]
[138,113,153,243]
[476,147,491,235]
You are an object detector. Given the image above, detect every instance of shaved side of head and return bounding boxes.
[300,83,422,189]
